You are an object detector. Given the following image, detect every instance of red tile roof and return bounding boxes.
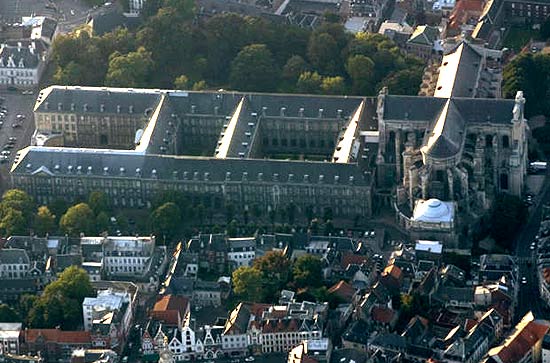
[340,253,368,269]
[328,280,356,302]
[151,295,189,326]
[371,306,396,324]
[25,329,91,344]
[383,264,402,280]
[488,313,549,363]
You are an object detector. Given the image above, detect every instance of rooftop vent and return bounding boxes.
[337,109,343,119]
[193,171,199,181]
[183,171,189,180]
[136,168,141,176]
[103,166,109,175]
[172,171,178,180]
[226,172,231,181]
[242,172,248,181]
[204,172,209,181]
[119,167,125,175]
[87,166,92,174]
[280,107,286,117]
[258,172,263,181]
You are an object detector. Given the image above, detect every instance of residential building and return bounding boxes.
[0,249,30,279]
[102,236,155,278]
[288,338,331,363]
[82,290,133,334]
[150,295,190,328]
[482,312,549,363]
[227,237,255,267]
[22,329,91,363]
[0,323,22,355]
[0,40,47,88]
[406,25,441,61]
[542,334,550,363]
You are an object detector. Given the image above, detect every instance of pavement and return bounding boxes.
[515,169,550,320]
[0,89,37,191]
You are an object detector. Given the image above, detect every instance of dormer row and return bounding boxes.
[42,102,135,114]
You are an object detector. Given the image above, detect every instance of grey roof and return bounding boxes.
[88,10,140,36]
[383,95,515,125]
[408,25,440,46]
[13,147,371,186]
[423,99,466,159]
[227,238,255,250]
[0,248,30,265]
[56,253,82,272]
[0,42,41,69]
[35,86,162,115]
[39,17,58,40]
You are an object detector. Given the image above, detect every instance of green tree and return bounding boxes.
[28,266,93,330]
[0,304,19,322]
[321,76,346,95]
[230,44,278,91]
[151,202,181,241]
[174,74,190,89]
[380,68,423,95]
[192,80,208,90]
[88,191,111,215]
[282,55,309,82]
[60,203,95,236]
[34,206,56,237]
[293,254,323,288]
[96,211,110,234]
[105,47,154,87]
[2,189,35,224]
[346,54,375,95]
[0,208,26,236]
[307,32,340,75]
[232,266,264,301]
[296,71,322,94]
[253,251,291,302]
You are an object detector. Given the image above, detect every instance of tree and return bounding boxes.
[379,68,423,95]
[96,211,110,234]
[192,80,208,90]
[151,202,181,241]
[28,266,93,330]
[296,71,322,94]
[0,304,19,322]
[490,194,526,250]
[232,266,264,301]
[293,254,323,288]
[174,74,190,89]
[88,191,111,215]
[307,32,340,75]
[0,208,26,236]
[347,54,375,95]
[60,203,95,236]
[253,251,291,302]
[282,55,309,82]
[105,47,154,87]
[34,206,56,237]
[321,76,346,95]
[2,189,34,223]
[230,44,278,91]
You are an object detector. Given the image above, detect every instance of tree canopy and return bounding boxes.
[60,203,96,236]
[232,266,264,301]
[49,4,423,96]
[27,266,93,330]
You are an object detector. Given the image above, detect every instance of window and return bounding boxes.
[500,173,509,190]
[502,135,510,148]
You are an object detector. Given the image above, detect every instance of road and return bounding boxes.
[515,170,550,320]
[0,90,37,191]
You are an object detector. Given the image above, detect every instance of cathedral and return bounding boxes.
[375,90,528,247]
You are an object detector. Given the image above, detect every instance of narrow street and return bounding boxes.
[515,171,550,320]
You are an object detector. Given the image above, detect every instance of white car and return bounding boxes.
[530,243,536,250]
[245,357,255,362]
[521,277,527,284]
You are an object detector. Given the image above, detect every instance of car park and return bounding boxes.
[1,150,11,156]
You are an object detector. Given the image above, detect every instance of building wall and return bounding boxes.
[0,262,30,279]
[12,174,372,219]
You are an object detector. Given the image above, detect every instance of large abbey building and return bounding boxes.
[11,41,528,246]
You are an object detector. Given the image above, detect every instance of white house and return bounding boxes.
[0,323,22,355]
[227,238,256,267]
[0,40,47,88]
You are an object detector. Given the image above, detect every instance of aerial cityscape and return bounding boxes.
[1,0,550,362]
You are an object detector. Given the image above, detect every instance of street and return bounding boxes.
[0,90,37,192]
[515,170,550,320]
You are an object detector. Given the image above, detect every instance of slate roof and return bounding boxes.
[0,42,41,69]
[408,25,440,46]
[12,147,371,186]
[0,248,30,265]
[421,99,466,159]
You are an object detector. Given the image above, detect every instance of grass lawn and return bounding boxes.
[503,26,540,52]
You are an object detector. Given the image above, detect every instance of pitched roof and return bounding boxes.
[408,25,440,46]
[383,264,403,280]
[24,329,91,344]
[0,248,30,265]
[327,280,356,302]
[486,312,549,363]
[371,306,396,324]
[151,295,189,326]
[340,253,369,269]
